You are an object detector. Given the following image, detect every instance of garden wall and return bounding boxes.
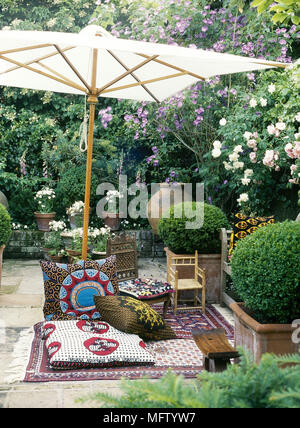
[4,230,165,259]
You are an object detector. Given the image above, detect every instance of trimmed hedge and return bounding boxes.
[158,202,229,254]
[0,204,12,246]
[231,221,300,324]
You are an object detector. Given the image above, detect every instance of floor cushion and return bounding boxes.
[93,295,176,341]
[40,257,118,321]
[228,213,275,256]
[42,319,155,370]
[118,278,174,300]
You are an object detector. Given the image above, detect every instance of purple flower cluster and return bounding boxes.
[146,146,160,167]
[124,104,149,140]
[98,106,113,128]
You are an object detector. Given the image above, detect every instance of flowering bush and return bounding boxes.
[90,226,111,252]
[66,201,85,216]
[34,187,55,213]
[207,61,300,217]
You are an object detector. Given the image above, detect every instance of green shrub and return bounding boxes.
[0,204,12,246]
[55,165,98,217]
[231,221,300,324]
[158,202,229,254]
[78,349,300,408]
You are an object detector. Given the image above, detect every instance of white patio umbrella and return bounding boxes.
[0,25,287,258]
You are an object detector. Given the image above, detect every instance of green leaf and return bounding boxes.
[250,0,265,7]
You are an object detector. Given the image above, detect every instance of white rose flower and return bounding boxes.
[229,152,239,162]
[243,131,252,140]
[213,140,222,149]
[295,112,300,123]
[241,177,251,186]
[237,193,249,205]
[212,148,221,158]
[260,97,267,107]
[219,118,227,126]
[244,169,254,177]
[249,98,257,108]
[276,122,286,131]
[233,145,243,153]
[233,161,244,169]
[223,161,232,171]
[268,83,276,93]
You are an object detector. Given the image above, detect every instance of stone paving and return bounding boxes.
[0,257,234,408]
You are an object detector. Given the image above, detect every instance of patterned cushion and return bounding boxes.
[40,257,118,321]
[229,213,275,256]
[119,278,174,300]
[93,295,176,341]
[42,319,155,370]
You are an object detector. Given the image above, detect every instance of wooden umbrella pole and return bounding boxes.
[81,94,98,259]
[82,49,98,260]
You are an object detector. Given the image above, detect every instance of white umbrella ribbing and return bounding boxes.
[0,25,287,257]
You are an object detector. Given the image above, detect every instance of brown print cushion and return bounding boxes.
[228,213,275,256]
[93,295,176,341]
[40,256,118,321]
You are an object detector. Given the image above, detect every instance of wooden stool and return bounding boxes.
[192,328,239,372]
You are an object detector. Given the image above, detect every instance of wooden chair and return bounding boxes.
[106,232,138,282]
[167,250,206,315]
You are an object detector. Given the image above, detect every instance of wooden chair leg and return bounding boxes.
[202,287,206,314]
[173,290,178,315]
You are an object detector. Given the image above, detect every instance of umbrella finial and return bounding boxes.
[80,25,114,38]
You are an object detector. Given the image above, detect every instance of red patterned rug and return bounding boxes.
[23,305,234,382]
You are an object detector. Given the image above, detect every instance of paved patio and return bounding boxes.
[0,257,234,408]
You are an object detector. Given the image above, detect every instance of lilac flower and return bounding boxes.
[208,196,213,205]
[153,159,159,167]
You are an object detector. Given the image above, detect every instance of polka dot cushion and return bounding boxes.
[42,319,155,370]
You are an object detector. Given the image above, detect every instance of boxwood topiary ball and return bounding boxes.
[0,204,12,247]
[158,201,229,254]
[231,221,300,324]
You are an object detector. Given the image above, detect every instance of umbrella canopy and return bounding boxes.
[0,25,287,258]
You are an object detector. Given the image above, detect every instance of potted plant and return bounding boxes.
[158,201,229,303]
[0,204,12,286]
[66,200,86,229]
[34,186,56,231]
[43,221,67,262]
[90,226,110,259]
[101,190,124,231]
[230,220,300,363]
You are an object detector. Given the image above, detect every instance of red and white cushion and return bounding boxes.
[42,320,155,370]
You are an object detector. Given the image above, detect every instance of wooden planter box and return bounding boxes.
[230,302,298,363]
[164,247,222,303]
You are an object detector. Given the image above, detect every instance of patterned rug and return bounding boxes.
[23,305,234,382]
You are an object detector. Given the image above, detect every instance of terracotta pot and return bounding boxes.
[66,248,82,264]
[34,212,56,232]
[42,247,52,261]
[147,183,192,235]
[92,250,107,261]
[0,245,5,287]
[164,247,222,303]
[49,254,63,263]
[103,213,121,231]
[230,302,298,363]
[68,208,92,229]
